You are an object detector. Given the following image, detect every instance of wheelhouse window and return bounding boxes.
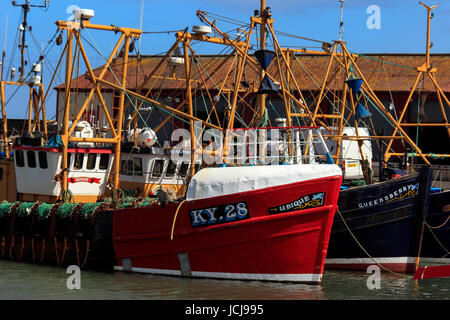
[74,153,84,170]
[15,150,24,167]
[87,154,97,170]
[61,153,71,169]
[99,154,109,170]
[178,162,189,178]
[133,158,143,176]
[165,160,177,178]
[38,151,48,169]
[120,160,133,175]
[151,159,165,178]
[27,151,37,168]
[127,160,133,175]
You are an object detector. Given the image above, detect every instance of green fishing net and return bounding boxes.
[36,203,55,221]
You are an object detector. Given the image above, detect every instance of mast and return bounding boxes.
[1,14,7,82]
[338,0,345,41]
[1,1,49,158]
[421,1,437,69]
[12,0,50,82]
[56,13,142,196]
[1,16,8,158]
[383,2,449,164]
[256,0,267,126]
[138,0,144,59]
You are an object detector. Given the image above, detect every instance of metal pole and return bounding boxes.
[183,40,196,182]
[338,0,345,41]
[112,35,131,190]
[256,0,267,125]
[61,29,74,193]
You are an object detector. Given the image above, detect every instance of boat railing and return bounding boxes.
[222,126,333,166]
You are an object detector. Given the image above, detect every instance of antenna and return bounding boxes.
[2,14,7,53]
[1,14,7,81]
[11,0,50,82]
[139,0,144,58]
[418,1,439,68]
[338,0,345,41]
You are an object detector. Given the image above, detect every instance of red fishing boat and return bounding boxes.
[113,162,342,283]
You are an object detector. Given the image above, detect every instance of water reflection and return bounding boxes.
[0,261,448,300]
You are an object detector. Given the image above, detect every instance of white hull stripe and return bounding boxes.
[417,258,450,265]
[114,266,322,283]
[325,257,416,265]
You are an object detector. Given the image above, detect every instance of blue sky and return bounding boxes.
[1,0,449,120]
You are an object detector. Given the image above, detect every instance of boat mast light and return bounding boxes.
[73,9,95,21]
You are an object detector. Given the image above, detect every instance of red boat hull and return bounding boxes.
[414,265,450,280]
[113,175,342,283]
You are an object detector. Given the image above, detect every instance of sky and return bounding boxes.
[0,0,449,120]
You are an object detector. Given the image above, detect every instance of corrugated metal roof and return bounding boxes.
[56,53,450,93]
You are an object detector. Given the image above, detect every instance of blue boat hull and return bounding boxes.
[420,189,450,263]
[326,166,432,272]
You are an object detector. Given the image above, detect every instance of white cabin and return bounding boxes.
[13,146,113,202]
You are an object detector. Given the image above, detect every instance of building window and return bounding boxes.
[27,151,37,168]
[38,151,48,169]
[74,153,84,170]
[99,154,109,170]
[15,150,24,167]
[87,154,97,170]
[0,168,3,181]
[166,160,177,178]
[133,158,143,176]
[151,159,165,178]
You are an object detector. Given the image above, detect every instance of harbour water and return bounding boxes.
[0,260,448,300]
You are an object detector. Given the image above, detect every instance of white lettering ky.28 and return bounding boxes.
[190,203,248,226]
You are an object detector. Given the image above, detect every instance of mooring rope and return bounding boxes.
[9,235,15,261]
[424,222,449,261]
[75,239,90,267]
[31,238,36,262]
[0,236,6,257]
[16,236,25,261]
[40,239,46,263]
[59,237,68,266]
[336,209,407,277]
[54,237,60,266]
[426,214,450,230]
[81,240,90,268]
[170,200,186,240]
